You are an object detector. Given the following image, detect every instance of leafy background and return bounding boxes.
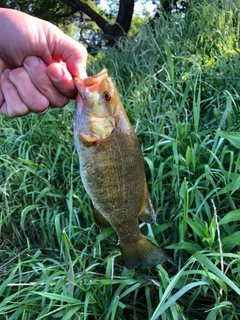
[1,1,240,319]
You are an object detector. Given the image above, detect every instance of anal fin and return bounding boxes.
[92,203,111,228]
[138,184,156,223]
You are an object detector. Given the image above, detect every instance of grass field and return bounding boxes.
[1,1,240,319]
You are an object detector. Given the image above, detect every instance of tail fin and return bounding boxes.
[120,234,167,269]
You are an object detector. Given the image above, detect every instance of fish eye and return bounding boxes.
[103,91,111,101]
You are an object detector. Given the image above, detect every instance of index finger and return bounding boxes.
[51,33,88,79]
[47,61,78,99]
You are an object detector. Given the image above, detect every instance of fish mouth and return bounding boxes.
[74,68,109,110]
[74,68,108,93]
[83,68,108,88]
[74,68,112,141]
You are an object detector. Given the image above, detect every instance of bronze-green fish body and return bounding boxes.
[74,69,167,269]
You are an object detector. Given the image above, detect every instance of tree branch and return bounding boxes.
[61,0,111,34]
[60,0,134,45]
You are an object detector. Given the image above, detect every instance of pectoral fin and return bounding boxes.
[92,204,111,228]
[138,184,156,223]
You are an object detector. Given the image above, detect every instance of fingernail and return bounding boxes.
[25,56,41,68]
[2,69,10,79]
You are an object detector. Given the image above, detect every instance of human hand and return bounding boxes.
[0,56,80,117]
[0,8,88,117]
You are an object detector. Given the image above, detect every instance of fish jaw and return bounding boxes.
[74,68,109,102]
[74,70,115,144]
[74,92,102,144]
[74,68,133,143]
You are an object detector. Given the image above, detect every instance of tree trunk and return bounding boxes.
[61,0,134,47]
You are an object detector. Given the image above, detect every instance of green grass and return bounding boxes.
[1,1,240,319]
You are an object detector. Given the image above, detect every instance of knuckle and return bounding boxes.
[32,96,49,112]
[9,67,27,81]
[9,104,29,118]
[54,96,69,108]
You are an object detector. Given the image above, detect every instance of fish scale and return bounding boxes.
[77,128,145,223]
[74,68,167,269]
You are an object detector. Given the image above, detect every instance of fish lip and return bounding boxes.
[74,68,108,92]
[74,69,109,111]
[83,68,108,87]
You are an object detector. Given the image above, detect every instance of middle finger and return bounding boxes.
[9,67,50,113]
[23,56,69,108]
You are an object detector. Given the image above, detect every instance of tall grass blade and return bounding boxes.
[194,252,240,295]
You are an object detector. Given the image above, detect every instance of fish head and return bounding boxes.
[74,68,124,145]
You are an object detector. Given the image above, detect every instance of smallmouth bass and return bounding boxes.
[74,68,167,269]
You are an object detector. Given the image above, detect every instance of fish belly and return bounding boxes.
[75,127,168,269]
[76,128,146,228]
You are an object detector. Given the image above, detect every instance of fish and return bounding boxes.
[74,68,167,269]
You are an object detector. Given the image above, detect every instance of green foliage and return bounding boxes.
[0,0,72,25]
[128,13,149,37]
[1,1,240,319]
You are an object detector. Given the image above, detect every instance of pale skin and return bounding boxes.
[0,8,88,117]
